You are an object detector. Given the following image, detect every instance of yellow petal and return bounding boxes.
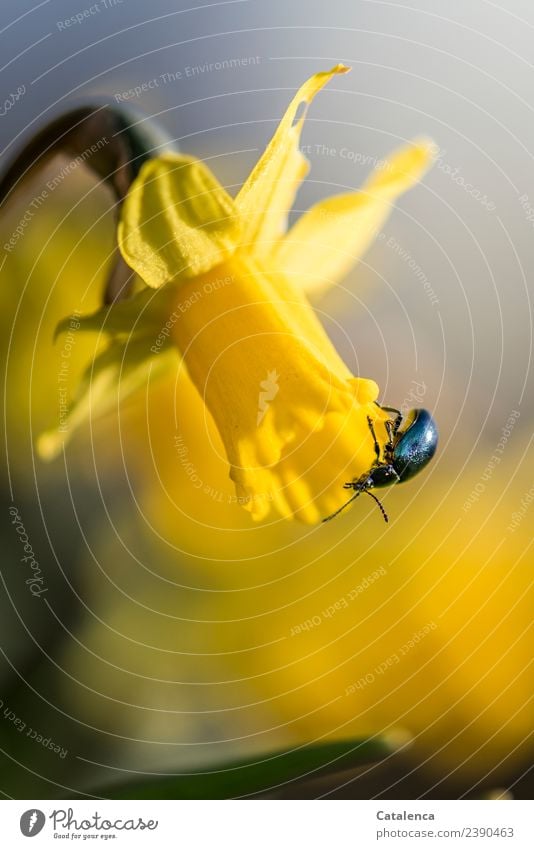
[38,333,176,461]
[236,64,351,256]
[53,283,178,341]
[273,138,435,296]
[37,284,182,460]
[118,153,242,287]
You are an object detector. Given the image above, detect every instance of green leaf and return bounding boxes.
[101,734,410,799]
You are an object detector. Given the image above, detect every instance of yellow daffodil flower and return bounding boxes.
[38,64,433,523]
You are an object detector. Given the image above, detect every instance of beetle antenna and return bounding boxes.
[363,489,389,523]
[322,490,362,523]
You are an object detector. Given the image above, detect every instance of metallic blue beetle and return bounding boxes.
[323,407,438,523]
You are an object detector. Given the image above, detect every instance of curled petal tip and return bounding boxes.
[327,63,351,76]
[412,135,439,160]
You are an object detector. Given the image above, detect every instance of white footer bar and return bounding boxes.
[1,799,532,848]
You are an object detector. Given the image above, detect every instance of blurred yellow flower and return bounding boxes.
[39,64,433,523]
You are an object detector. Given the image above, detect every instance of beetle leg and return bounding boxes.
[381,406,403,435]
[367,416,381,464]
[384,418,395,457]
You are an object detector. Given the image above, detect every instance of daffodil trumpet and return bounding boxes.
[38,64,435,524]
